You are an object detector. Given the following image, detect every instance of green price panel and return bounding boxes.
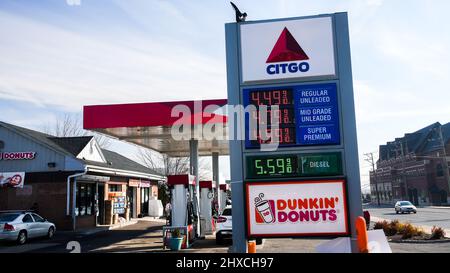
[247,155,299,178]
[246,152,342,179]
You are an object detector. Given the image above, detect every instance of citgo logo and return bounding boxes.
[254,192,340,224]
[266,27,310,75]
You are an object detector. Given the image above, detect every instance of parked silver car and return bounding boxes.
[395,201,417,214]
[0,211,56,245]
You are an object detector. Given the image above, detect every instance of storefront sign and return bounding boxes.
[245,180,349,238]
[240,16,335,82]
[0,152,36,160]
[0,172,25,188]
[140,180,151,188]
[129,179,141,187]
[79,174,110,182]
[129,179,151,188]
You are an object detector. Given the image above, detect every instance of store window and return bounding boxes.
[109,184,121,192]
[76,183,95,216]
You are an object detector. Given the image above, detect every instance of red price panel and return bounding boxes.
[246,88,296,148]
[249,127,296,146]
[249,89,293,106]
[251,108,295,126]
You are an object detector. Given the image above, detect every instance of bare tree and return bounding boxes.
[136,147,211,179]
[136,147,212,207]
[42,113,112,149]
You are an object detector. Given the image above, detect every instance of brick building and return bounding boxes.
[370,122,450,206]
[0,121,165,230]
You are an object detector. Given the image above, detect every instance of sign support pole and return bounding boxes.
[226,12,362,253]
[226,22,247,253]
[335,13,363,252]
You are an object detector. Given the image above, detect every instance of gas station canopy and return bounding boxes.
[83,99,229,157]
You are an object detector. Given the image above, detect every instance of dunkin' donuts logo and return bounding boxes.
[255,193,340,224]
[254,193,276,224]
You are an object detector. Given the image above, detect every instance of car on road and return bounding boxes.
[395,201,417,214]
[0,211,56,245]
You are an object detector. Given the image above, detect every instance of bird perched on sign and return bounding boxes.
[230,2,247,22]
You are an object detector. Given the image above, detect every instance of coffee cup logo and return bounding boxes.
[255,193,275,223]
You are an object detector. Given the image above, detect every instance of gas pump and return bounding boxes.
[199,181,216,237]
[163,174,198,249]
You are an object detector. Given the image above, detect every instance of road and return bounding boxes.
[365,205,450,231]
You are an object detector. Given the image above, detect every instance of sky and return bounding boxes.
[1,0,450,192]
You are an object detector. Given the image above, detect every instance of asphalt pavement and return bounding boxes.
[2,213,450,253]
[0,220,165,253]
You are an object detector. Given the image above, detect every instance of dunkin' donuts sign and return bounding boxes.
[245,180,349,237]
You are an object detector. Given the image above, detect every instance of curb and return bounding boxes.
[389,239,450,244]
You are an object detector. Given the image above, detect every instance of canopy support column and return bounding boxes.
[190,139,200,237]
[212,152,221,213]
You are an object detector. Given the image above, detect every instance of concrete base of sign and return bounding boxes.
[367,230,392,253]
[315,237,352,253]
[315,230,392,253]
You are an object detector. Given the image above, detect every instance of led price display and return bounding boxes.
[246,155,298,178]
[244,83,340,149]
[246,152,342,179]
[246,88,296,147]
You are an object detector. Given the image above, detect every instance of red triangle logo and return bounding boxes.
[266,27,309,63]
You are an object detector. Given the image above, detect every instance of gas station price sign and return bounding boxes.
[244,83,340,149]
[246,152,342,179]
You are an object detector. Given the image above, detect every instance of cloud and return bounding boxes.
[0,10,227,112]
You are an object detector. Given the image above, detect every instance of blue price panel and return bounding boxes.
[243,83,340,149]
[294,83,340,145]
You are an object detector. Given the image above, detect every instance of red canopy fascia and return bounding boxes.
[84,99,228,129]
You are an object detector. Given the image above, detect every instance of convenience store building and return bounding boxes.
[0,121,165,230]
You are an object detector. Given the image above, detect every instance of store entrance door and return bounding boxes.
[98,184,105,225]
[127,187,135,218]
[141,188,149,216]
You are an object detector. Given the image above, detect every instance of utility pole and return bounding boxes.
[364,152,380,206]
